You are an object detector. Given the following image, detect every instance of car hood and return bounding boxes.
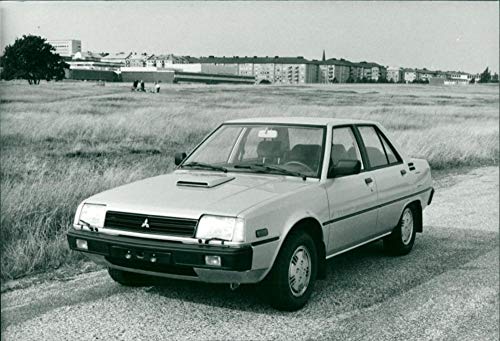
[85,170,313,219]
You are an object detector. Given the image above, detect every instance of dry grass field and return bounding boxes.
[0,80,498,280]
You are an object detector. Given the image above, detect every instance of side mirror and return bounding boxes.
[174,152,187,166]
[328,160,361,178]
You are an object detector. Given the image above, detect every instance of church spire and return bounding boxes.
[322,49,326,61]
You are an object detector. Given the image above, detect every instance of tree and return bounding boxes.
[478,67,491,83]
[491,73,499,83]
[0,35,68,84]
[377,76,388,83]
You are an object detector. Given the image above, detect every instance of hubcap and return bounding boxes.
[401,208,414,245]
[288,245,311,297]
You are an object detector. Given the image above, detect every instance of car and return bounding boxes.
[67,117,434,311]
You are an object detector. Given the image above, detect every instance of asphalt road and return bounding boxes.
[2,167,498,341]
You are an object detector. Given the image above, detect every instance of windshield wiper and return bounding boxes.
[181,162,228,173]
[234,163,307,180]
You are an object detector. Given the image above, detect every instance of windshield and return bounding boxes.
[182,124,326,178]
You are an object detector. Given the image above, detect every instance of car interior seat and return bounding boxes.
[287,144,322,171]
[257,140,284,164]
[331,144,347,166]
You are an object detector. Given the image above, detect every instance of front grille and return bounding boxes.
[104,211,198,237]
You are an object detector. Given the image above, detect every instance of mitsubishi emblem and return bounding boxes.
[141,218,150,229]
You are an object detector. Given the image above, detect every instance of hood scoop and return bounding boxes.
[176,174,235,188]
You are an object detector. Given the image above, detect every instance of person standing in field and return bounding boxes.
[140,80,145,92]
[155,81,161,93]
[132,80,138,91]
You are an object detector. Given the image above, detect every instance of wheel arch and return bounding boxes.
[278,216,327,279]
[404,199,422,233]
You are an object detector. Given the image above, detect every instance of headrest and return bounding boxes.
[257,140,283,158]
[331,144,347,164]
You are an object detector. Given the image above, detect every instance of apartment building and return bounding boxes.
[387,66,404,83]
[47,39,82,57]
[319,58,351,83]
[196,56,319,84]
[370,63,387,81]
[348,62,386,82]
[416,69,438,81]
[403,69,417,83]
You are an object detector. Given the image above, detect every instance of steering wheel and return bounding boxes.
[283,161,313,173]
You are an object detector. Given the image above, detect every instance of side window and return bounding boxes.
[331,127,363,169]
[358,126,389,168]
[379,133,400,164]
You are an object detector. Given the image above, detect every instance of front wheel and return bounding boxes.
[264,231,317,311]
[384,206,417,255]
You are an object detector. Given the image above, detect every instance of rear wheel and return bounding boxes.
[265,231,317,311]
[108,268,152,287]
[384,205,417,255]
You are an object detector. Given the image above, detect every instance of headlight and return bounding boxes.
[195,215,245,242]
[78,203,106,228]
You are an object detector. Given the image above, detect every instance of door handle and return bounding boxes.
[364,177,373,185]
[400,169,407,176]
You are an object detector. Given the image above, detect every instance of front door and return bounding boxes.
[325,126,379,256]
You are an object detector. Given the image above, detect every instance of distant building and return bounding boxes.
[348,63,364,82]
[447,71,473,84]
[370,63,387,81]
[47,39,81,57]
[126,53,153,67]
[427,71,473,85]
[348,62,386,82]
[403,69,417,83]
[101,52,132,65]
[196,56,319,84]
[152,54,191,67]
[66,51,123,71]
[387,66,403,83]
[416,69,437,81]
[319,58,351,83]
[72,51,102,61]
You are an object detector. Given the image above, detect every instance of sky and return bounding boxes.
[1,1,498,73]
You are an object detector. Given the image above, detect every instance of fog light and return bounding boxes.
[205,255,221,267]
[76,239,88,250]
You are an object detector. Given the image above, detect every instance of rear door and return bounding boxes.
[356,125,411,233]
[325,126,379,256]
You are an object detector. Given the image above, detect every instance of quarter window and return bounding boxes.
[358,126,389,168]
[379,134,399,164]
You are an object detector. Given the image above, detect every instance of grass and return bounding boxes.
[0,80,498,280]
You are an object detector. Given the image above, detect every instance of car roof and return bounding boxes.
[224,116,378,127]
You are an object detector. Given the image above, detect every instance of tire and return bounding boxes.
[264,231,317,311]
[108,268,152,287]
[384,205,418,256]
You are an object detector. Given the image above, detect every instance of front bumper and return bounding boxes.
[67,229,265,283]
